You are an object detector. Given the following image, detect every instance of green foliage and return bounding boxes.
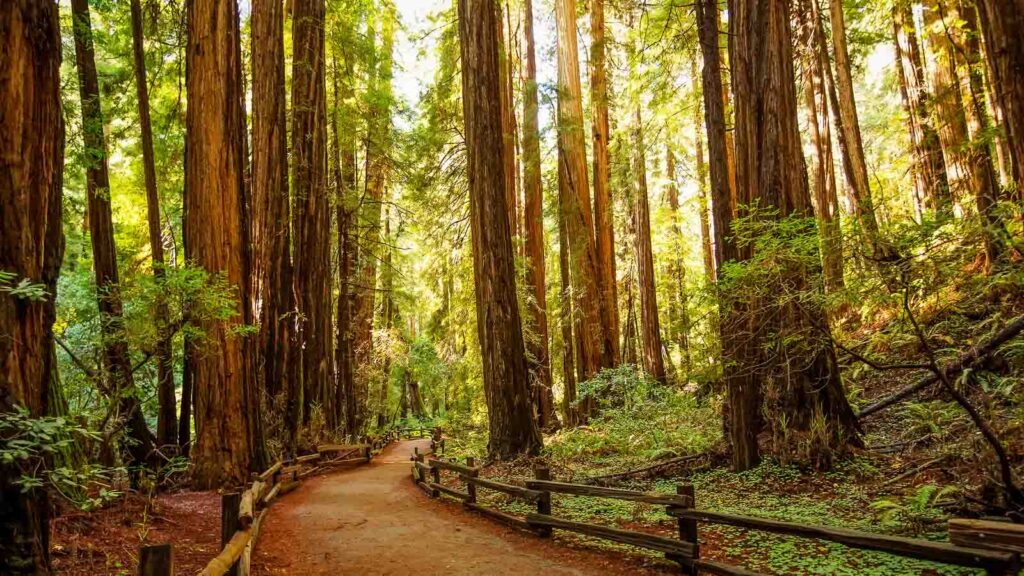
[546,366,720,469]
[0,271,50,302]
[0,407,122,511]
[871,484,958,534]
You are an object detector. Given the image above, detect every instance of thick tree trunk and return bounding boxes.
[291,0,334,427]
[522,0,557,430]
[976,0,1024,193]
[457,0,542,458]
[186,0,264,488]
[130,0,176,447]
[798,0,844,293]
[730,0,860,469]
[631,108,666,383]
[252,0,295,445]
[555,0,612,386]
[698,0,759,470]
[892,3,951,212]
[497,3,519,240]
[590,0,621,364]
[71,0,156,468]
[0,3,63,571]
[954,1,1010,266]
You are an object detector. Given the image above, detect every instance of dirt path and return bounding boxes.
[253,439,675,575]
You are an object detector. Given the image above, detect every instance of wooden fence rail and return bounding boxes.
[139,425,412,576]
[411,457,1023,576]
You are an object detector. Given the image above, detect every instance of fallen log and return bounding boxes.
[857,315,1024,419]
[583,453,707,483]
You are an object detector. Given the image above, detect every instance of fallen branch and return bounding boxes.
[857,315,1024,419]
[882,455,948,487]
[583,453,708,484]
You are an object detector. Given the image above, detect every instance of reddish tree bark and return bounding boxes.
[522,0,557,429]
[0,3,63,571]
[71,0,156,467]
[631,108,666,383]
[457,0,542,458]
[186,0,265,488]
[252,0,295,444]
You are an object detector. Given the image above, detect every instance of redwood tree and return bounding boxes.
[71,0,155,466]
[730,0,860,468]
[186,0,265,487]
[292,0,334,426]
[252,0,295,444]
[457,0,541,458]
[555,0,611,387]
[590,0,621,363]
[129,0,176,447]
[976,0,1024,191]
[522,0,557,429]
[1,3,64,570]
[631,107,666,383]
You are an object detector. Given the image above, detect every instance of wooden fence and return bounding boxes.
[138,426,408,575]
[411,455,1023,576]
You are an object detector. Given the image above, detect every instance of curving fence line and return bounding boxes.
[411,454,1023,576]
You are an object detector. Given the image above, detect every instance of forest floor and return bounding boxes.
[252,438,674,575]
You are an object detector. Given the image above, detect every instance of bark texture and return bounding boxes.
[555,0,611,388]
[522,0,557,429]
[71,0,155,466]
[730,0,860,469]
[0,3,63,571]
[457,0,542,458]
[590,0,621,364]
[631,108,666,383]
[252,0,295,443]
[976,0,1024,192]
[186,0,264,488]
[292,0,334,426]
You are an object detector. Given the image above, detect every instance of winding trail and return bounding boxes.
[253,439,673,575]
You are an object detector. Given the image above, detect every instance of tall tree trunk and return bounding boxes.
[333,51,358,438]
[827,0,891,259]
[522,0,557,430]
[555,0,611,388]
[186,0,264,488]
[953,1,1010,266]
[457,0,542,458]
[923,1,977,205]
[71,0,156,468]
[892,2,951,212]
[731,0,860,469]
[698,0,759,470]
[353,11,394,435]
[497,2,519,240]
[631,108,666,383]
[557,184,578,428]
[130,0,176,447]
[798,0,844,293]
[692,66,717,286]
[252,0,295,447]
[666,146,692,376]
[0,3,63,570]
[590,0,621,364]
[292,0,333,428]
[976,0,1024,193]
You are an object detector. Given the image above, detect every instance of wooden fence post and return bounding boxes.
[675,484,698,575]
[465,457,477,504]
[221,492,242,576]
[138,543,172,576]
[534,465,552,537]
[430,460,441,498]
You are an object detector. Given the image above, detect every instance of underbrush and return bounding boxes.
[543,365,721,473]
